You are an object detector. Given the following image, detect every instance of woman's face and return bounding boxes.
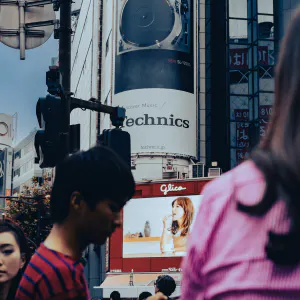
[172,200,185,221]
[0,232,25,284]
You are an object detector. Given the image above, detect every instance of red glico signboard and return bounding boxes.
[109,179,211,273]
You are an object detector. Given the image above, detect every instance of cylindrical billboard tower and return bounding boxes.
[112,0,197,180]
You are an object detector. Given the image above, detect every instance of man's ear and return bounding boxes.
[70,191,84,212]
[20,253,26,269]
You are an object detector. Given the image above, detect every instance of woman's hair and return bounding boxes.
[0,219,30,299]
[237,9,300,265]
[170,197,194,236]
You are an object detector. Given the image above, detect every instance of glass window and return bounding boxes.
[258,0,273,14]
[229,19,249,40]
[229,0,247,19]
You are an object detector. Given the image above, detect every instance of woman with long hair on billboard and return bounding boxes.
[0,219,30,300]
[181,9,300,299]
[160,197,194,254]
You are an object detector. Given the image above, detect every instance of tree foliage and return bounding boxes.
[6,176,52,253]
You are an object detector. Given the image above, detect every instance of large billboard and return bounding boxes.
[113,0,197,157]
[123,194,202,258]
[0,114,13,148]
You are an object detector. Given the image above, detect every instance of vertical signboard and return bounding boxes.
[105,238,110,272]
[259,105,272,138]
[113,0,197,157]
[0,150,6,197]
[234,109,250,165]
[0,114,13,147]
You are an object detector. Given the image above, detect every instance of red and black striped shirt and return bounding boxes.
[15,243,90,299]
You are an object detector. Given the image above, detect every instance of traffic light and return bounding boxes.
[99,129,131,168]
[34,94,66,168]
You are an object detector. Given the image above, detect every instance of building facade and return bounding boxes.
[0,113,14,203]
[69,0,300,297]
[12,129,44,195]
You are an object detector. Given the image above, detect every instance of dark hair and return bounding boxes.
[139,291,152,300]
[0,219,30,299]
[155,275,176,296]
[110,290,121,300]
[51,145,135,223]
[237,9,300,265]
[170,197,194,236]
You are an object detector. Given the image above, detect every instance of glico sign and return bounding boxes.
[160,184,187,196]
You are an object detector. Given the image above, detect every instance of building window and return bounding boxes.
[14,150,21,160]
[14,168,20,177]
[227,0,275,169]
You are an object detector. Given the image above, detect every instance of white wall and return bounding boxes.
[100,0,113,131]
[70,0,99,150]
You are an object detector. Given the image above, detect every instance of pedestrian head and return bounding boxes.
[0,219,30,298]
[110,290,121,300]
[239,8,300,265]
[50,145,135,245]
[138,291,152,299]
[154,275,176,297]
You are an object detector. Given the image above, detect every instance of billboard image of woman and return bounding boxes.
[123,195,201,258]
[160,197,195,255]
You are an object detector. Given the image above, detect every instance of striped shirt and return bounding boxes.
[15,243,90,299]
[181,161,300,299]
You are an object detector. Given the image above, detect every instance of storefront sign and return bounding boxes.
[160,184,187,195]
[111,269,122,273]
[162,268,182,272]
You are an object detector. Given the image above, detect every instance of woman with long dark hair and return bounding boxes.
[181,9,300,299]
[0,219,30,299]
[160,197,194,254]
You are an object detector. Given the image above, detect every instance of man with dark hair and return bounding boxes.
[154,275,176,299]
[16,146,135,299]
[138,291,152,300]
[110,290,121,300]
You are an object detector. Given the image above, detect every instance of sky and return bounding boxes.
[0,36,58,144]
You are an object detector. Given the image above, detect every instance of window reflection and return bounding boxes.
[258,0,273,14]
[229,0,247,18]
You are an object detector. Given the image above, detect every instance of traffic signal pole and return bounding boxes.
[35,0,130,168]
[59,0,72,155]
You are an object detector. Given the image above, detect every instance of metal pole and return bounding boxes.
[59,0,72,156]
[19,0,25,60]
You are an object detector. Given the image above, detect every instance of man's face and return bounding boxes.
[81,199,125,245]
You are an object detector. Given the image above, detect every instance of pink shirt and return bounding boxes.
[181,161,300,299]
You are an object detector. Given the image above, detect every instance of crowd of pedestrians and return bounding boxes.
[0,7,300,300]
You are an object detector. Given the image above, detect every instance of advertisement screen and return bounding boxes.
[113,0,197,157]
[115,0,194,94]
[123,195,202,258]
[0,114,13,147]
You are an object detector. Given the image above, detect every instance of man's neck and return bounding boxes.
[0,281,11,300]
[44,223,87,260]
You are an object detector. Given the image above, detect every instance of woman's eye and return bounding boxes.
[3,249,13,255]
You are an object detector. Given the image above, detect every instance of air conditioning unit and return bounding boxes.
[189,163,205,178]
[162,171,180,180]
[208,168,221,177]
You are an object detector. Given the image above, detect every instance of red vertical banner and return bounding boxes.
[229,46,269,69]
[259,105,273,138]
[229,48,248,69]
[234,109,249,122]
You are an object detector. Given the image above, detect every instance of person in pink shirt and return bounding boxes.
[181,9,300,300]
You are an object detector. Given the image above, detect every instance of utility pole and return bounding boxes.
[59,0,72,157]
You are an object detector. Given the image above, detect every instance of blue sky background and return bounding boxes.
[0,36,58,144]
